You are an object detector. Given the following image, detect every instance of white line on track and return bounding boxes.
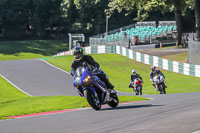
[116,91,132,94]
[193,131,200,133]
[39,59,71,75]
[0,74,32,96]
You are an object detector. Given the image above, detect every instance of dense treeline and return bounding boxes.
[0,0,133,39]
[0,0,197,40]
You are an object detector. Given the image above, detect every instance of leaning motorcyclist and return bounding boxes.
[150,66,167,91]
[71,46,116,96]
[128,69,143,90]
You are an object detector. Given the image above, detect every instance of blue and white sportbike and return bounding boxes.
[73,64,119,110]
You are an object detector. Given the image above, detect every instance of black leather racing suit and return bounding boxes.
[71,55,114,89]
[128,74,143,88]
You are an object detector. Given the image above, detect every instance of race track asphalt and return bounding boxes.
[0,59,76,96]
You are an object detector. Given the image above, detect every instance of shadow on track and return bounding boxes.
[102,104,164,111]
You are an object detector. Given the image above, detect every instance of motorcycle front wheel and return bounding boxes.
[84,89,101,110]
[159,83,166,94]
[138,86,142,95]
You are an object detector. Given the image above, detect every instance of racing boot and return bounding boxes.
[105,80,116,94]
[99,73,116,94]
[103,91,111,103]
[77,90,84,97]
[155,86,158,91]
[164,82,167,88]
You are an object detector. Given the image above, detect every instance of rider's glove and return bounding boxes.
[71,70,75,76]
[77,90,84,97]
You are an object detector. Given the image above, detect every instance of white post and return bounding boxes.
[81,34,85,42]
[68,33,72,54]
[106,15,110,36]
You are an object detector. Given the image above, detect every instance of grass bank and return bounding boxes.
[45,54,200,94]
[0,40,68,61]
[0,95,147,120]
[161,52,187,63]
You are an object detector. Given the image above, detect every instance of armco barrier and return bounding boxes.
[54,45,200,77]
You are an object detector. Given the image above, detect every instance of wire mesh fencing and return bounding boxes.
[188,40,200,65]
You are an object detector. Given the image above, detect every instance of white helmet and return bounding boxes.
[132,69,136,75]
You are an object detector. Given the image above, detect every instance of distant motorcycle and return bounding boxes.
[130,78,142,95]
[153,75,166,94]
[73,64,119,110]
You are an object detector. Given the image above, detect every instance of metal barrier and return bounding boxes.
[90,36,130,48]
[188,40,200,65]
[136,21,156,27]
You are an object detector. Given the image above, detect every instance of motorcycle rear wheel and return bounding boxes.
[139,86,142,95]
[159,83,166,94]
[162,83,166,94]
[107,93,119,108]
[135,86,142,95]
[84,89,101,110]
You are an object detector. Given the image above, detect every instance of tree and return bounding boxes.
[0,0,32,39]
[32,0,64,38]
[72,0,110,34]
[0,0,66,39]
[195,0,200,40]
[108,0,193,45]
[61,0,78,34]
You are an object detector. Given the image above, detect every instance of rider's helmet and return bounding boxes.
[73,46,83,60]
[132,69,136,75]
[151,66,156,73]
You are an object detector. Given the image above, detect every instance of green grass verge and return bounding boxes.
[0,40,68,61]
[0,72,148,120]
[0,76,29,103]
[45,54,200,94]
[0,96,148,120]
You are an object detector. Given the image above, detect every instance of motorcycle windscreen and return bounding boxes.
[75,67,85,77]
[75,67,88,85]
